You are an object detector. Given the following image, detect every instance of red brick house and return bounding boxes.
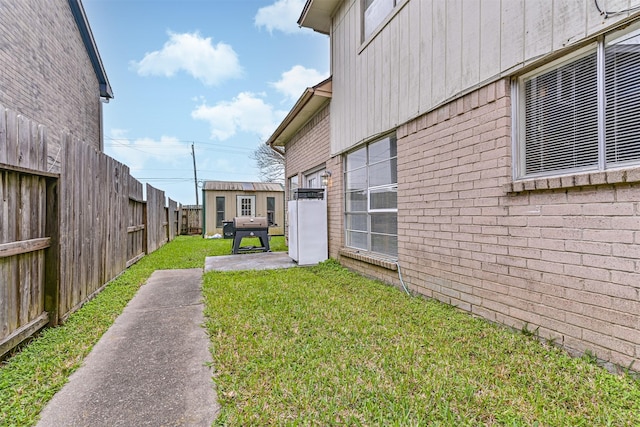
[269,0,640,371]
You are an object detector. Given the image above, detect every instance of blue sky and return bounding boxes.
[82,0,329,205]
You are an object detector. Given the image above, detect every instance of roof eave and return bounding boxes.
[298,0,341,35]
[266,76,332,148]
[68,0,113,99]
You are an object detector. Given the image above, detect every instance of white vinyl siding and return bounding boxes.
[345,134,397,256]
[329,0,640,157]
[516,24,640,179]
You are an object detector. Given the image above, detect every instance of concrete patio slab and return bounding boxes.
[205,251,297,272]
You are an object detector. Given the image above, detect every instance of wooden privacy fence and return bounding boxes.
[167,198,179,241]
[181,205,202,235]
[0,104,183,356]
[146,184,166,254]
[0,106,57,356]
[127,176,145,268]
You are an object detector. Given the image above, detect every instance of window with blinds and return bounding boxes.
[605,29,640,165]
[516,24,640,179]
[523,51,599,175]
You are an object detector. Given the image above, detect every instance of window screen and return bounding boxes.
[523,51,598,175]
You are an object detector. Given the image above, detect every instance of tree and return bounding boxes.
[252,143,285,183]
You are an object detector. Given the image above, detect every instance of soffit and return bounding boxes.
[267,77,332,147]
[68,0,113,98]
[298,0,342,34]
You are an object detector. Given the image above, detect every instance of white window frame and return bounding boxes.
[361,0,408,42]
[288,175,299,200]
[344,134,397,257]
[514,22,640,180]
[304,165,326,188]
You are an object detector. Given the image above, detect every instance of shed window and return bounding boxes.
[215,196,225,228]
[267,196,276,226]
[515,24,640,179]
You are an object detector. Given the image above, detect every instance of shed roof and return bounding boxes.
[203,181,284,192]
[68,0,113,99]
[265,77,332,148]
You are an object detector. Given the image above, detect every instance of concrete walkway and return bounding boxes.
[37,269,219,427]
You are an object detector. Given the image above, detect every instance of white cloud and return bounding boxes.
[254,0,305,34]
[106,130,191,171]
[130,31,242,86]
[191,92,287,141]
[270,65,329,101]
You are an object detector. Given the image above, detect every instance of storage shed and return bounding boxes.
[202,181,285,237]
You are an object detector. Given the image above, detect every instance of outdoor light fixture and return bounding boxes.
[321,170,332,187]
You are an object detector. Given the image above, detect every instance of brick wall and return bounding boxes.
[285,78,639,369]
[395,78,639,370]
[284,104,331,196]
[325,155,343,259]
[0,0,103,171]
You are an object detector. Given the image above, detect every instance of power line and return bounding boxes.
[104,136,256,152]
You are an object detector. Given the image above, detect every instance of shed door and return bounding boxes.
[236,195,256,217]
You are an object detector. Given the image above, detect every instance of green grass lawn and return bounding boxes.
[0,235,285,426]
[203,260,640,426]
[3,235,639,426]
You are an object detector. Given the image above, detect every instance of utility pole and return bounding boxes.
[191,143,199,207]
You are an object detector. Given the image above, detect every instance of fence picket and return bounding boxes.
[0,104,6,164]
[5,110,17,165]
[0,168,6,338]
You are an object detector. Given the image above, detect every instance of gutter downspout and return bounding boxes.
[269,143,285,156]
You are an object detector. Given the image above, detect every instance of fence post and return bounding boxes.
[44,178,60,326]
[166,205,170,242]
[142,201,148,255]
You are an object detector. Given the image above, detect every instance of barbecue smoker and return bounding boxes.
[231,216,270,254]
